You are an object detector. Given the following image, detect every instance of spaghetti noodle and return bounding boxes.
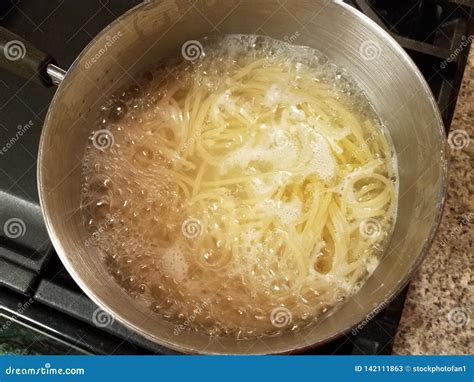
[80,35,398,338]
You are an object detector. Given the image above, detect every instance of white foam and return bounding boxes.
[258,199,303,227]
[305,131,336,181]
[160,240,188,282]
[218,140,298,175]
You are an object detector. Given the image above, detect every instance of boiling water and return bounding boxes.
[80,35,398,339]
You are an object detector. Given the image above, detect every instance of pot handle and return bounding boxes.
[0,26,61,87]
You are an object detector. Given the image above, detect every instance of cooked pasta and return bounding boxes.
[80,35,398,338]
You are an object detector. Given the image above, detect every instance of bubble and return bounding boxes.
[79,34,396,340]
[108,100,127,122]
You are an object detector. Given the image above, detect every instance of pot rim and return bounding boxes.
[37,0,448,354]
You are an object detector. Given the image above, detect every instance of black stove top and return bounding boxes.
[0,0,472,355]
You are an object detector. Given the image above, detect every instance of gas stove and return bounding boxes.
[0,0,472,354]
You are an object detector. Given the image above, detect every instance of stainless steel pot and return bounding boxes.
[0,0,447,354]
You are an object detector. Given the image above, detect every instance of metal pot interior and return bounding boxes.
[38,0,447,354]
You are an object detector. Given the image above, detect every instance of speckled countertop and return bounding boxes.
[392,49,473,355]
